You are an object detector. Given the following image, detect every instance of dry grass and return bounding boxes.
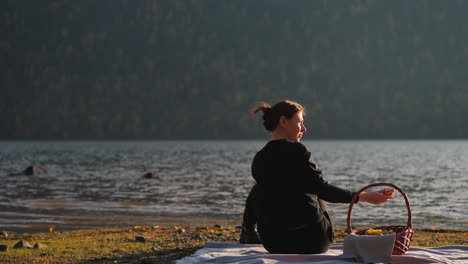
[0,226,466,264]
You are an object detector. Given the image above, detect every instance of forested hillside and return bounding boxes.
[2,0,468,139]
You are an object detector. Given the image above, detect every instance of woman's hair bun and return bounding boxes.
[262,107,270,120]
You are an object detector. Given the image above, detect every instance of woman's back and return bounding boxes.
[251,139,325,229]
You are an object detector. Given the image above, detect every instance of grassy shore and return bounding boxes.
[0,226,466,264]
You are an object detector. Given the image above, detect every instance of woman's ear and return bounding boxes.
[278,116,287,128]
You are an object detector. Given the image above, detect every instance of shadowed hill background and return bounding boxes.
[1,0,468,139]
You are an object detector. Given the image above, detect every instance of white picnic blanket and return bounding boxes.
[176,241,468,264]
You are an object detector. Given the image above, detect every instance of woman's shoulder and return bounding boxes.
[267,139,310,154]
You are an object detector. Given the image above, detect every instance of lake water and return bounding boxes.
[0,140,467,233]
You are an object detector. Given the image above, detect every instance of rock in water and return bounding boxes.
[34,243,47,249]
[23,166,47,175]
[10,166,47,176]
[142,171,159,179]
[0,245,9,252]
[13,240,34,249]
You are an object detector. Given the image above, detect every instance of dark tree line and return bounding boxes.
[1,0,468,139]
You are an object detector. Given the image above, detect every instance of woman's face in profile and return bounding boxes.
[283,111,307,142]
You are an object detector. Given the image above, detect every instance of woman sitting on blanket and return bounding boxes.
[240,99,392,254]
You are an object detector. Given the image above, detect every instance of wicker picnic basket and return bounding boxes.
[346,183,414,255]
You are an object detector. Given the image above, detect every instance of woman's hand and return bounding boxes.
[359,191,393,204]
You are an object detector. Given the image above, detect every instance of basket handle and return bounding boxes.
[346,183,412,234]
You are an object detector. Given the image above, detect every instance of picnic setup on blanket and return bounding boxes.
[178,183,468,263]
[341,183,414,263]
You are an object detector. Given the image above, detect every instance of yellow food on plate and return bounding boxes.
[364,229,394,235]
[364,229,383,235]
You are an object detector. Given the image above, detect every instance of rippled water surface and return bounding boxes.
[1,140,467,232]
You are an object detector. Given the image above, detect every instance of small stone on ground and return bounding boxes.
[34,243,47,249]
[14,240,34,249]
[135,235,149,242]
[0,244,9,251]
